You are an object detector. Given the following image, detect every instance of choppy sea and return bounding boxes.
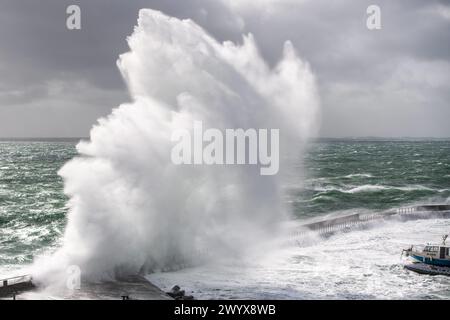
[1,139,449,298]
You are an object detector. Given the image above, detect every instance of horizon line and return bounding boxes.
[1,136,450,141]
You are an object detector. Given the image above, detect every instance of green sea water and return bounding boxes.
[0,139,449,274]
[0,140,77,273]
[292,140,450,217]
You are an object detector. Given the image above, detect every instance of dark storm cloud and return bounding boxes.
[0,0,449,137]
[0,0,245,136]
[0,0,242,91]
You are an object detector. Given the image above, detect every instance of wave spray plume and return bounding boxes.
[33,9,320,283]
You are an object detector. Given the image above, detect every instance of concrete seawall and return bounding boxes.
[1,275,172,300]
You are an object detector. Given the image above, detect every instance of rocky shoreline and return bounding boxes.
[166,285,194,300]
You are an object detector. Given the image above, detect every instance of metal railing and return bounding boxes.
[0,274,33,288]
[297,204,450,236]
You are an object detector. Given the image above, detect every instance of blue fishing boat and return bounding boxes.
[403,235,450,269]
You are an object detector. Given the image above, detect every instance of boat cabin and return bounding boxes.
[421,245,450,259]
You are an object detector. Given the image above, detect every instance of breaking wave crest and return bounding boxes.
[312,184,443,194]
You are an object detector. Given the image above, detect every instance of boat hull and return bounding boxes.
[404,263,450,276]
[410,254,450,267]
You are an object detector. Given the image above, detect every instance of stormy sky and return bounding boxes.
[0,0,449,138]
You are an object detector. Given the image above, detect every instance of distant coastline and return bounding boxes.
[1,137,449,143]
[312,137,450,142]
